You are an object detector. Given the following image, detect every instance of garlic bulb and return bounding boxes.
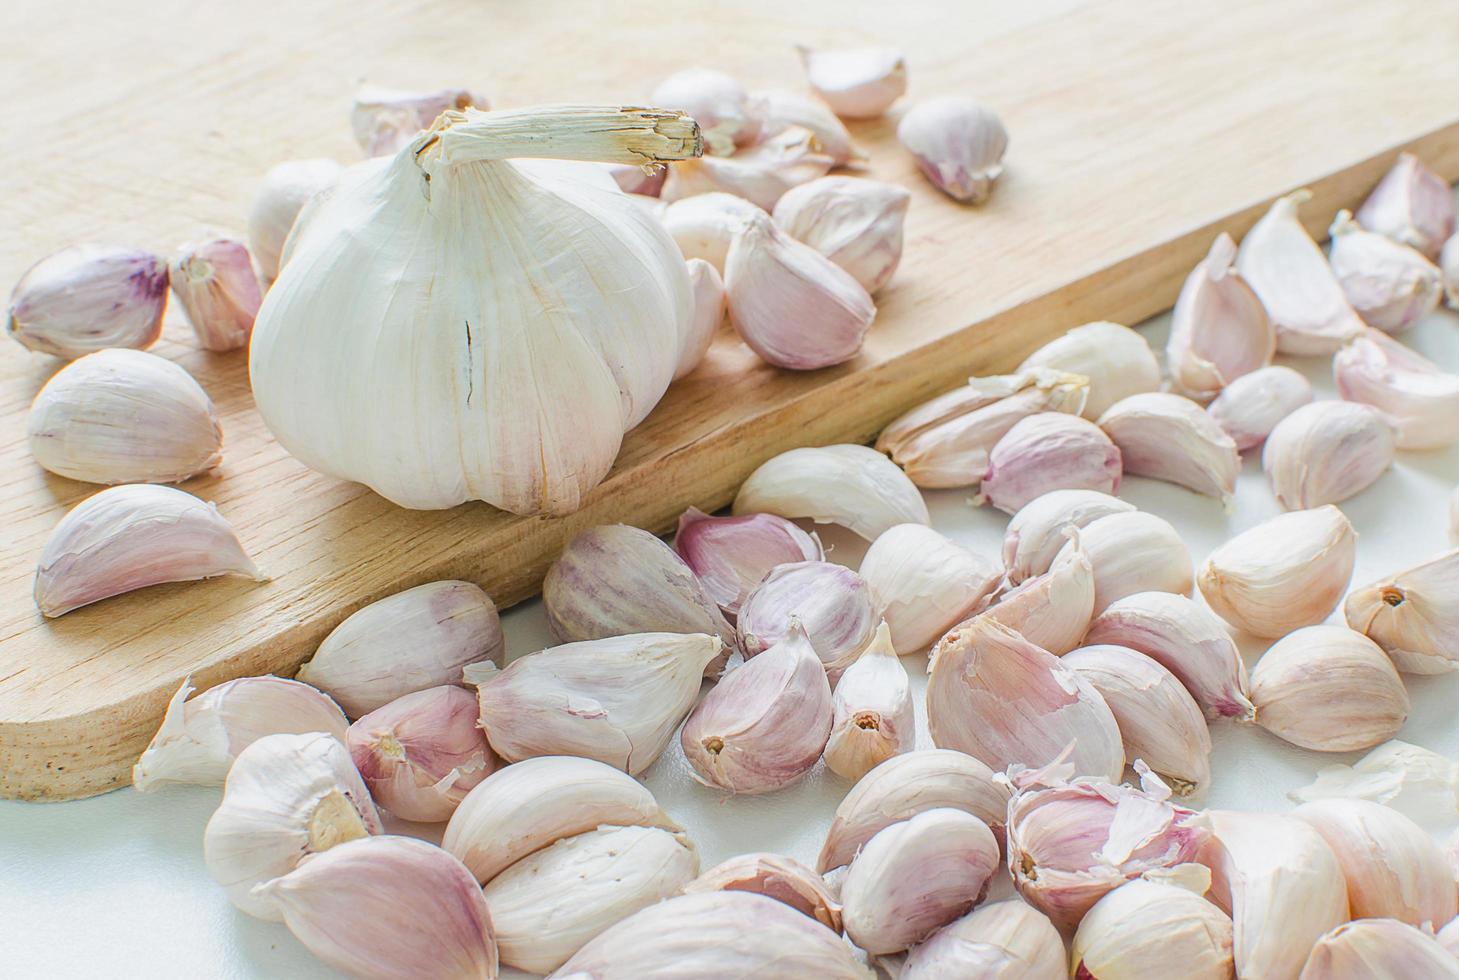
[1443,917,1459,959]
[752,89,864,167]
[980,542,1096,655]
[660,191,765,272]
[1166,232,1273,399]
[246,158,343,283]
[859,523,1001,652]
[976,411,1122,514]
[684,853,842,930]
[1334,328,1459,450]
[1300,919,1459,980]
[772,176,910,293]
[1017,321,1160,419]
[663,128,833,210]
[824,623,914,780]
[673,508,822,619]
[1054,510,1192,616]
[896,97,1009,204]
[734,443,930,541]
[1002,488,1135,586]
[1355,152,1455,259]
[1346,547,1459,674]
[676,257,723,380]
[902,900,1065,980]
[796,44,907,119]
[737,561,877,680]
[7,244,169,358]
[1098,392,1239,500]
[1071,872,1234,980]
[350,84,484,157]
[651,68,761,156]
[1291,740,1459,831]
[170,236,263,351]
[250,106,701,515]
[1206,364,1314,451]
[1328,209,1442,333]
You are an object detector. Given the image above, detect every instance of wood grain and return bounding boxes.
[4,0,1459,800]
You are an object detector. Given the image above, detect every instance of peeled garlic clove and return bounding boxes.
[976,412,1122,514]
[736,561,877,680]
[1202,505,1357,637]
[684,852,842,931]
[1018,321,1161,419]
[1301,918,1459,980]
[168,236,263,351]
[859,524,1001,653]
[1249,624,1408,752]
[673,508,822,618]
[1054,511,1192,616]
[902,900,1064,980]
[772,176,910,293]
[927,616,1124,781]
[350,85,483,157]
[796,44,907,120]
[1290,740,1459,830]
[203,731,383,920]
[1084,590,1252,722]
[1206,363,1314,452]
[26,348,222,485]
[1356,152,1455,259]
[7,244,168,359]
[1329,209,1443,333]
[1334,328,1459,449]
[1098,392,1239,500]
[296,580,503,717]
[1166,232,1274,399]
[1346,547,1459,674]
[824,623,914,780]
[680,622,833,794]
[1072,872,1234,980]
[896,97,1008,204]
[133,675,347,792]
[651,68,760,155]
[660,191,765,272]
[1002,488,1135,586]
[980,542,1096,656]
[734,443,930,541]
[673,258,723,380]
[246,158,342,283]
[473,632,720,775]
[664,127,833,211]
[34,484,262,617]
[752,88,864,166]
[877,370,1078,456]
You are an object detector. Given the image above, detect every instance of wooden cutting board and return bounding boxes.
[4,0,1459,801]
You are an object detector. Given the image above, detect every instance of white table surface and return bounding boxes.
[7,303,1459,979]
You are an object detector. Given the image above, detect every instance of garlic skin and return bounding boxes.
[34,484,262,617]
[606,164,667,197]
[1197,505,1356,638]
[246,158,343,283]
[1099,392,1240,500]
[673,508,822,619]
[1290,740,1459,830]
[980,543,1096,656]
[170,236,263,351]
[473,632,720,775]
[1300,919,1459,980]
[296,580,503,717]
[737,561,877,680]
[1018,321,1161,419]
[1071,872,1234,980]
[1206,364,1314,452]
[1356,152,1455,259]
[796,45,907,119]
[675,258,723,380]
[1002,488,1135,586]
[773,176,910,293]
[1334,328,1459,449]
[1249,625,1409,752]
[663,127,833,210]
[824,623,914,780]
[1167,232,1274,399]
[350,84,483,157]
[650,68,760,155]
[896,97,1009,204]
[1236,190,1366,354]
[1346,548,1459,674]
[7,244,168,359]
[1329,209,1443,333]
[976,412,1122,514]
[841,808,1001,955]
[902,900,1065,980]
[203,731,383,920]
[1054,510,1192,616]
[1443,917,1459,959]
[685,852,842,930]
[877,369,1089,459]
[660,191,765,272]
[133,676,348,792]
[26,348,223,485]
[752,89,865,166]
[859,523,1001,653]
[733,443,930,541]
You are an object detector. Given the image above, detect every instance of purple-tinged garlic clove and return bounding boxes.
[246,159,343,283]
[859,523,1001,653]
[1355,152,1455,259]
[733,443,929,541]
[736,561,877,681]
[1002,488,1134,586]
[902,900,1065,980]
[1263,400,1395,510]
[1071,871,1234,980]
[650,68,761,156]
[1346,547,1459,674]
[673,258,724,380]
[7,243,168,358]
[1053,511,1192,616]
[980,541,1096,656]
[896,97,1008,204]
[752,88,865,166]
[1334,328,1459,449]
[1098,392,1239,501]
[773,176,911,293]
[1017,321,1160,419]
[1166,232,1273,399]
[796,44,907,120]
[663,127,833,210]
[1206,364,1313,452]
[1329,210,1442,334]
[350,85,484,157]
[673,507,822,619]
[1300,918,1459,980]
[975,412,1122,514]
[170,236,263,351]
[823,623,914,780]
[684,852,842,931]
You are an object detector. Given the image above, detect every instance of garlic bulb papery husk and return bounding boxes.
[347,685,495,823]
[673,508,822,619]
[1346,548,1459,674]
[34,484,262,617]
[1290,740,1459,830]
[548,890,874,979]
[1249,624,1409,752]
[1300,918,1459,980]
[841,808,1000,955]
[246,158,343,283]
[1329,210,1443,334]
[1206,364,1314,452]
[927,616,1124,781]
[1053,510,1192,616]
[736,561,877,680]
[1197,809,1349,980]
[482,825,699,974]
[818,749,1013,872]
[1334,329,1459,449]
[684,852,843,930]
[675,258,723,380]
[1355,152,1455,260]
[1166,232,1274,399]
[980,542,1096,656]
[1197,505,1356,638]
[295,580,503,717]
[975,412,1123,514]
[797,44,907,120]
[1002,488,1136,586]
[772,176,910,293]
[1071,872,1234,980]
[133,675,348,792]
[1017,321,1161,420]
[650,68,761,156]
[6,244,169,359]
[1443,233,1459,307]
[202,731,383,920]
[1235,190,1366,355]
[733,443,930,541]
[26,348,223,485]
[660,191,765,272]
[723,209,876,370]
[662,127,834,210]
[350,84,484,157]
[752,88,865,166]
[896,97,1009,204]
[876,369,1089,458]
[1292,798,1454,926]
[859,523,1002,653]
[680,622,834,794]
[1099,392,1240,500]
[1062,644,1213,796]
[471,632,720,775]
[249,106,701,516]
[1443,917,1459,959]
[901,900,1065,980]
[823,622,914,780]
[170,236,263,351]
[1083,590,1252,722]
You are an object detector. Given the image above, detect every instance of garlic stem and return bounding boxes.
[426,105,702,167]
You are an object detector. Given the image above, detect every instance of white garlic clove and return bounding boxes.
[1443,233,1459,307]
[472,632,720,775]
[734,443,930,541]
[975,412,1122,514]
[246,158,343,283]
[26,348,223,485]
[752,88,865,166]
[663,127,833,210]
[1300,918,1459,980]
[673,508,822,618]
[684,852,842,931]
[1355,152,1455,259]
[133,675,347,792]
[1329,210,1443,334]
[350,85,484,157]
[902,900,1065,980]
[1334,328,1459,449]
[1206,363,1314,452]
[170,236,263,351]
[796,44,907,120]
[1166,232,1274,399]
[772,176,911,293]
[650,68,761,156]
[859,523,1001,653]
[1236,190,1366,354]
[927,616,1124,781]
[673,258,723,380]
[203,731,383,920]
[1346,547,1459,674]
[1249,625,1408,752]
[1084,590,1252,722]
[1290,740,1459,831]
[1099,392,1240,500]
[660,191,765,273]
[877,369,1085,457]
[1018,321,1161,419]
[1071,873,1234,980]
[1002,488,1135,586]
[1053,510,1192,616]
[896,97,1008,204]
[296,580,504,717]
[7,244,169,359]
[737,561,877,681]
[980,542,1096,656]
[34,484,262,617]
[824,623,915,780]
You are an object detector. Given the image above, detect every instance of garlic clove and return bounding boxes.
[733,443,930,541]
[472,632,720,775]
[1290,740,1459,831]
[772,176,911,293]
[684,852,843,931]
[841,808,1000,955]
[1198,504,1356,638]
[1355,152,1455,260]
[876,369,1084,457]
[1329,209,1443,334]
[858,523,1002,653]
[896,97,1008,204]
[673,258,724,381]
[26,348,223,485]
[1346,547,1459,674]
[902,900,1065,980]
[1249,624,1408,752]
[170,236,263,351]
[796,44,907,120]
[660,191,766,273]
[1098,392,1240,500]
[246,158,343,283]
[1300,919,1459,980]
[979,541,1096,656]
[650,68,761,156]
[7,244,169,359]
[927,616,1124,781]
[1443,233,1459,307]
[34,484,262,617]
[1334,328,1459,449]
[1002,488,1135,586]
[975,412,1122,514]
[1053,511,1192,616]
[1206,364,1314,452]
[1084,590,1252,722]
[673,508,822,619]
[296,580,504,717]
[824,622,915,780]
[133,675,348,792]
[483,825,699,974]
[350,85,484,157]
[203,731,383,920]
[752,88,865,167]
[1071,872,1234,980]
[1018,321,1161,420]
[663,127,834,210]
[1452,485,1459,545]
[604,163,667,197]
[736,561,877,681]
[1443,917,1459,960]
[1166,232,1274,399]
